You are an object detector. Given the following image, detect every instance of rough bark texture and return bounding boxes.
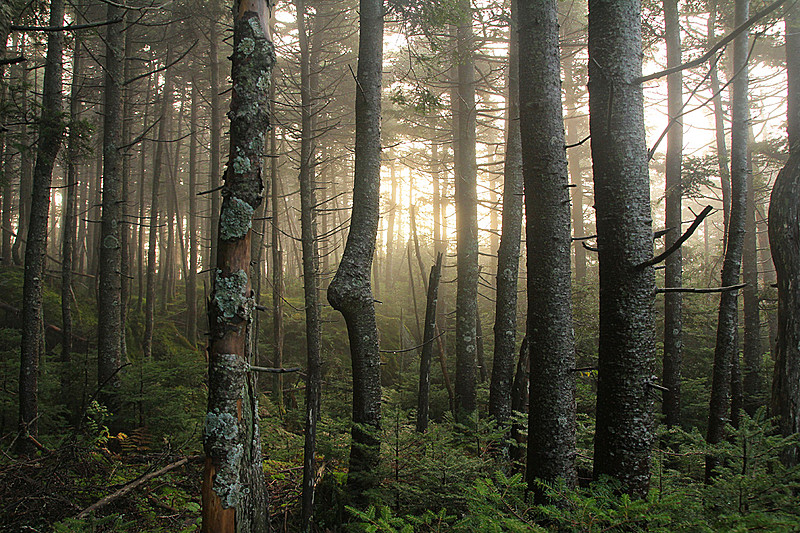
[662,0,684,429]
[520,0,577,496]
[453,0,478,419]
[706,0,749,481]
[97,3,125,413]
[588,0,656,498]
[488,0,523,427]
[326,0,383,506]
[417,253,443,433]
[769,3,800,467]
[295,0,322,527]
[17,0,65,453]
[201,1,273,530]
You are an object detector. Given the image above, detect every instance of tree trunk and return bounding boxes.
[97,2,125,414]
[563,46,587,283]
[589,0,656,498]
[12,38,31,266]
[200,1,273,530]
[742,164,762,415]
[326,0,383,506]
[417,253,443,433]
[270,118,284,407]
[209,20,223,276]
[706,0,749,482]
[143,48,174,360]
[61,23,82,422]
[17,0,65,453]
[295,0,323,527]
[769,3,800,467]
[187,78,199,346]
[489,0,523,427]
[520,0,577,496]
[662,0,684,429]
[453,0,478,419]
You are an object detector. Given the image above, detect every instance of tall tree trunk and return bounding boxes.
[12,38,31,266]
[742,164,762,415]
[416,253,443,433]
[563,49,586,283]
[200,0,273,530]
[120,19,133,359]
[326,0,383,506]
[489,0,523,427]
[385,163,398,292]
[143,48,174,360]
[97,2,125,414]
[589,0,656,498]
[453,0,478,419]
[62,24,82,422]
[270,117,284,406]
[295,0,323,527]
[520,0,577,496]
[706,0,749,481]
[662,0,684,429]
[769,1,800,467]
[209,20,223,275]
[136,75,152,311]
[17,0,65,453]
[187,78,199,346]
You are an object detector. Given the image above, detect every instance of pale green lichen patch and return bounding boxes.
[205,409,238,441]
[238,37,255,56]
[214,269,251,322]
[232,153,252,175]
[219,196,254,240]
[214,442,244,508]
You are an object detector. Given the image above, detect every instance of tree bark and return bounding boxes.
[589,0,656,498]
[209,20,223,276]
[270,115,284,407]
[143,48,174,360]
[769,2,800,467]
[11,37,31,266]
[295,0,323,527]
[520,0,577,496]
[17,0,65,453]
[326,0,383,506]
[662,0,684,429]
[201,0,273,530]
[706,0,749,482]
[453,0,478,419]
[489,0,523,428]
[417,253,443,433]
[97,2,125,415]
[187,78,199,346]
[742,162,762,415]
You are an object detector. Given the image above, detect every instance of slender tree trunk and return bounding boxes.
[742,164,762,415]
[201,1,273,529]
[12,38,31,266]
[489,0,523,427]
[97,2,125,413]
[589,0,656,498]
[520,0,577,496]
[0,65,11,264]
[663,0,684,429]
[187,79,199,346]
[137,76,152,311]
[62,25,82,421]
[17,0,65,453]
[769,2,800,467]
[326,0,383,505]
[120,17,132,359]
[563,50,586,283]
[209,20,223,274]
[143,48,174,360]
[270,118,284,406]
[295,0,323,527]
[706,0,749,482]
[453,0,478,419]
[416,252,443,433]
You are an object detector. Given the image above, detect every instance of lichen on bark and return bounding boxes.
[219,196,254,241]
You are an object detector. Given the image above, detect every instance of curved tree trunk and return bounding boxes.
[326,0,383,506]
[769,2,800,467]
[17,0,65,454]
[520,0,577,497]
[589,0,656,498]
[200,1,273,530]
